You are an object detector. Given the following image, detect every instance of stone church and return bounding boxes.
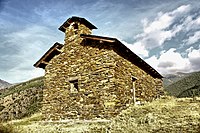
[34,16,163,120]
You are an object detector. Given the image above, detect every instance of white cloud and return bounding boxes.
[128,5,191,58]
[158,48,190,73]
[145,48,190,75]
[195,17,200,25]
[118,4,200,75]
[188,16,200,27]
[184,16,200,31]
[143,5,190,34]
[143,13,173,34]
[173,12,200,46]
[121,40,149,57]
[188,48,200,70]
[188,48,200,58]
[145,47,200,75]
[2,68,44,84]
[145,55,159,70]
[185,31,200,45]
[171,4,191,14]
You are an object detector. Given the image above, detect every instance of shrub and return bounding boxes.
[0,105,5,111]
[0,123,16,133]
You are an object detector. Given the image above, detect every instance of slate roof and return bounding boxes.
[59,16,97,32]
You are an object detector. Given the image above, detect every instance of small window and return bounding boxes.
[69,79,79,93]
[73,23,78,29]
[132,76,137,82]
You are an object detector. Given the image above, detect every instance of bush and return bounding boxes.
[0,123,16,133]
[0,105,5,111]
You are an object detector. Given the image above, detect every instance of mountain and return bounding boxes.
[163,72,193,87]
[0,76,44,121]
[0,79,11,90]
[165,71,200,97]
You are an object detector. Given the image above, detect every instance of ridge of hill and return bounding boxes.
[0,79,11,90]
[0,77,44,121]
[165,71,200,97]
[163,72,193,87]
[0,77,44,99]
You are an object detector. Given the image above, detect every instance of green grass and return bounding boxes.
[5,96,200,133]
[0,123,17,133]
[0,76,44,121]
[0,76,44,99]
[0,75,199,132]
[165,71,200,97]
[86,96,200,133]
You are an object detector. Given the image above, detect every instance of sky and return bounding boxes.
[0,0,200,83]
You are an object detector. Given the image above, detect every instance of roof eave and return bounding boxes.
[58,16,97,33]
[33,42,63,69]
[81,34,163,79]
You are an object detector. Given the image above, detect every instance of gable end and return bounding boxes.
[33,42,63,69]
[81,34,163,79]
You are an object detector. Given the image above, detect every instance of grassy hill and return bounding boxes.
[163,72,193,87]
[0,77,44,99]
[165,71,200,97]
[0,79,11,90]
[0,77,44,121]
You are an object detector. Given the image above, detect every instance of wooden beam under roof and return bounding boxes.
[41,61,49,65]
[81,34,116,43]
[82,36,116,43]
[34,42,63,68]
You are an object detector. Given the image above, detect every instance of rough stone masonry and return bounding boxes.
[34,17,164,121]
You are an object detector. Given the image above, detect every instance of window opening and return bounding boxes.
[131,76,137,105]
[69,79,79,93]
[73,23,78,29]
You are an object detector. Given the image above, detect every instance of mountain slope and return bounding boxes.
[165,71,200,97]
[0,77,44,121]
[163,72,193,87]
[0,79,11,90]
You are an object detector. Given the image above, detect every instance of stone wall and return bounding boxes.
[43,22,163,120]
[0,86,43,121]
[113,51,163,102]
[43,40,116,119]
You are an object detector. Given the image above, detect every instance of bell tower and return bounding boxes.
[58,16,97,44]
